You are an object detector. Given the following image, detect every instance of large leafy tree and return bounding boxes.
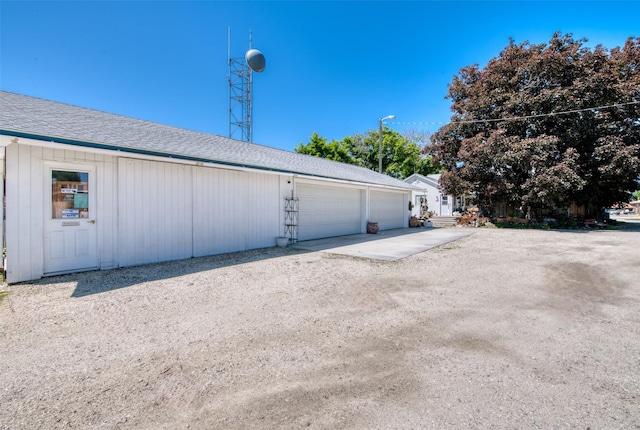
[294,132,355,164]
[296,128,440,179]
[432,33,640,217]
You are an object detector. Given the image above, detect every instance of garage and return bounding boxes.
[370,190,407,230]
[1,91,415,283]
[297,183,363,241]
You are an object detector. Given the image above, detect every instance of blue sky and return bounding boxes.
[1,1,638,151]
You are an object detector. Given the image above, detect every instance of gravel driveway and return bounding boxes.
[1,225,639,429]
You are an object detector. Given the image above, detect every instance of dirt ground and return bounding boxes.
[1,225,639,429]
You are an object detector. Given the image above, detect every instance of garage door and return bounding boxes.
[370,190,406,230]
[297,183,362,241]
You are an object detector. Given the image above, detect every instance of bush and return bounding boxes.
[491,219,581,230]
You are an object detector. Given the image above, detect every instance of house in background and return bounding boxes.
[0,91,413,283]
[404,173,468,218]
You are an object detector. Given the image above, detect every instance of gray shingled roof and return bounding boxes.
[0,91,412,189]
[404,173,441,189]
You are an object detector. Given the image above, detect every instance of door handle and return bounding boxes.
[87,220,96,224]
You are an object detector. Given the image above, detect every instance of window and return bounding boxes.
[441,195,449,205]
[52,170,89,219]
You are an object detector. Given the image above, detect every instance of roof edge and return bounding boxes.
[0,128,414,191]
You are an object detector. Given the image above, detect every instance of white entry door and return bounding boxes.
[44,165,98,274]
[440,195,451,216]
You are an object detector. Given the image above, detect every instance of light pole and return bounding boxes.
[378,114,395,173]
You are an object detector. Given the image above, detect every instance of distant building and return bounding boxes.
[404,173,468,217]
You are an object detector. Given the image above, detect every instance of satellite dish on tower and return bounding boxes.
[245,49,266,72]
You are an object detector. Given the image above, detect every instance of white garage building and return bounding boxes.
[0,91,413,283]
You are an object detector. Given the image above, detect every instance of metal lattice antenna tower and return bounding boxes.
[228,29,265,142]
[228,57,252,141]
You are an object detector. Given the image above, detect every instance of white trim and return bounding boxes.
[0,136,19,148]
[1,135,291,177]
[3,135,411,193]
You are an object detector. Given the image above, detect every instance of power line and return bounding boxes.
[389,101,640,127]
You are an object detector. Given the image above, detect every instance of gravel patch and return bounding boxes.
[1,226,639,429]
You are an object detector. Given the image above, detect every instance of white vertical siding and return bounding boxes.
[118,158,281,266]
[243,171,280,249]
[0,147,4,274]
[117,158,193,267]
[192,168,280,256]
[191,166,210,256]
[96,155,117,269]
[4,141,118,283]
[5,138,412,283]
[279,176,294,237]
[196,168,244,255]
[361,188,369,233]
[5,144,44,282]
[192,167,243,256]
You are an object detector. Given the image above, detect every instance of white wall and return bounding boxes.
[118,158,193,266]
[0,147,4,275]
[117,158,283,268]
[4,139,118,283]
[406,175,456,217]
[192,167,281,256]
[4,137,412,282]
[3,139,286,282]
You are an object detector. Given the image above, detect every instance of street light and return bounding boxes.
[379,114,395,173]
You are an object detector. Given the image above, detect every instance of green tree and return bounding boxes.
[405,128,442,177]
[294,132,355,165]
[297,129,440,179]
[432,33,640,217]
[344,128,431,179]
[347,128,407,177]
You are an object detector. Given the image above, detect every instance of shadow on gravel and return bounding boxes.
[48,228,446,297]
[33,247,310,298]
[27,222,639,298]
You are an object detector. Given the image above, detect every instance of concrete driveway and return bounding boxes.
[293,227,475,260]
